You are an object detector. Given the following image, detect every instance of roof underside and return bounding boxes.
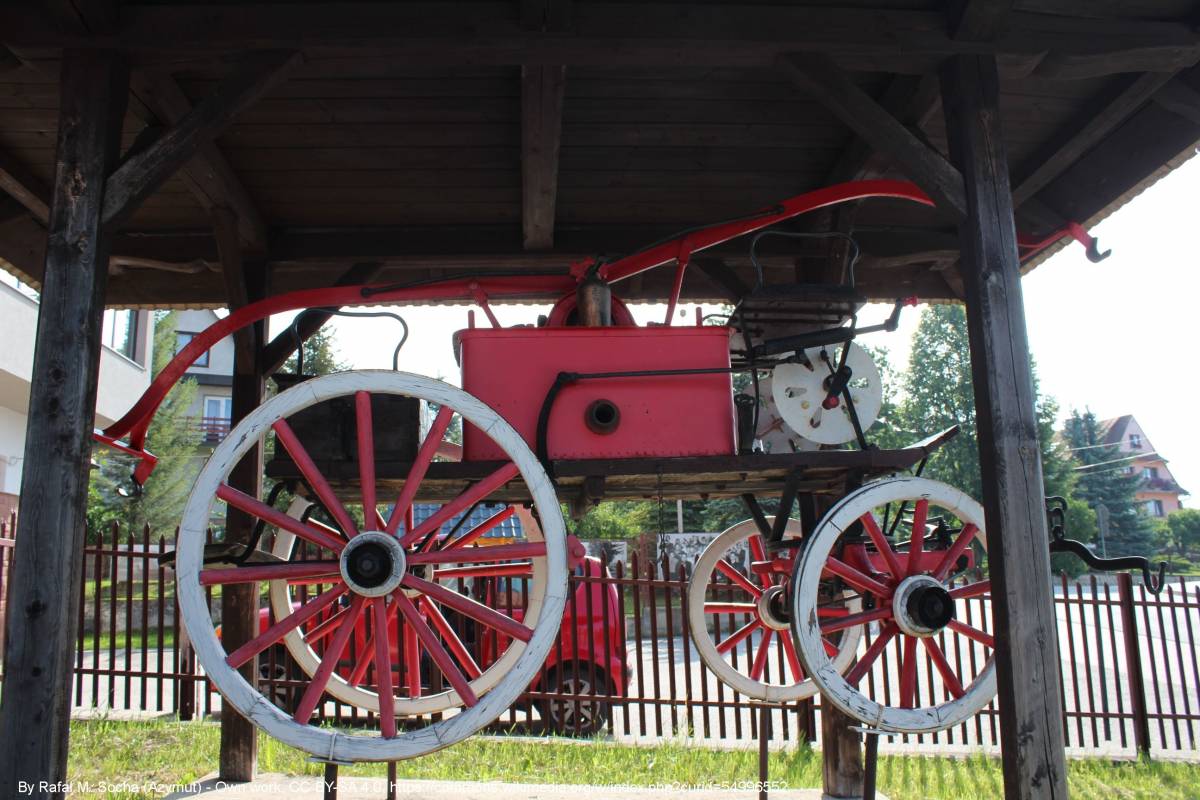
[2,1,1200,308]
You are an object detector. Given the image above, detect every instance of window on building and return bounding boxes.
[1142,467,1159,480]
[176,331,210,368]
[101,310,141,364]
[201,395,233,443]
[1129,434,1142,448]
[204,395,233,421]
[1146,499,1164,517]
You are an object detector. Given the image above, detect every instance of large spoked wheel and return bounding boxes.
[176,371,568,761]
[791,477,996,733]
[687,518,861,702]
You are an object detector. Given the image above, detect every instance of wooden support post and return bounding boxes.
[940,54,1068,799]
[0,49,128,799]
[821,698,865,798]
[214,208,266,782]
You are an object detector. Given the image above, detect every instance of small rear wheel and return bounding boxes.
[539,663,611,736]
[790,477,996,733]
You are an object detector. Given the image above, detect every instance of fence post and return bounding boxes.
[177,620,196,722]
[1116,573,1151,759]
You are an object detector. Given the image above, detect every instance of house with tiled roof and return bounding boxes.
[1098,415,1188,518]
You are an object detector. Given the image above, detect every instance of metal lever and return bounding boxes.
[1045,496,1166,594]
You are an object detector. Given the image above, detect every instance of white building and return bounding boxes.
[0,271,154,520]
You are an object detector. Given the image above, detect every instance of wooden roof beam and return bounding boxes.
[0,147,51,225]
[1013,71,1181,207]
[102,50,302,232]
[520,0,569,251]
[3,6,1197,76]
[521,64,565,251]
[949,0,1015,42]
[43,0,118,35]
[129,69,271,253]
[825,74,942,184]
[781,53,966,220]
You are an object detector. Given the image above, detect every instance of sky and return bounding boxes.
[268,152,1200,505]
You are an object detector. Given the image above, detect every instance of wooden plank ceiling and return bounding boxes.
[1,1,1200,307]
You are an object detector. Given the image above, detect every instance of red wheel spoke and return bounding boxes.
[932,524,978,581]
[433,562,533,581]
[860,512,904,579]
[844,622,898,685]
[304,603,355,644]
[704,602,758,615]
[273,418,359,539]
[906,499,928,575]
[923,637,965,699]
[817,606,851,618]
[217,484,345,553]
[200,560,340,586]
[431,505,516,552]
[419,596,482,680]
[715,619,760,655]
[819,605,892,635]
[293,595,366,723]
[403,573,533,643]
[947,619,994,648]
[781,634,804,682]
[403,624,421,698]
[899,635,918,708]
[408,540,545,566]
[399,462,520,547]
[372,598,397,738]
[824,557,891,599]
[225,583,347,669]
[394,592,478,707]
[822,638,840,658]
[355,392,378,531]
[949,579,990,600]
[348,601,400,687]
[749,628,774,682]
[714,559,763,599]
[385,406,454,536]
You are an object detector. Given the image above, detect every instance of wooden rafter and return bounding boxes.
[2,6,1198,77]
[1013,71,1179,206]
[521,64,566,250]
[43,0,118,35]
[949,0,1015,42]
[129,70,270,252]
[0,147,50,225]
[781,53,966,219]
[825,73,942,184]
[102,50,302,231]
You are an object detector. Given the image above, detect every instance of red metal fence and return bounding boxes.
[0,519,1197,759]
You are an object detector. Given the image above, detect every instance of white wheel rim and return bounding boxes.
[790,477,996,733]
[177,371,567,761]
[687,518,861,702]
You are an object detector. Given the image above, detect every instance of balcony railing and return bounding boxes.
[195,416,231,443]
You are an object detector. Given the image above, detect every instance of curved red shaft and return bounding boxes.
[97,179,937,478]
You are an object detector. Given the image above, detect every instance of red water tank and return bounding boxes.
[459,326,736,461]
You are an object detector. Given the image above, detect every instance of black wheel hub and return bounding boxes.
[905,584,954,630]
[345,541,393,589]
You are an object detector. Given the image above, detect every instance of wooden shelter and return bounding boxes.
[2,2,1200,799]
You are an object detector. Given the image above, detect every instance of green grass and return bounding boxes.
[66,718,1200,800]
[89,628,177,652]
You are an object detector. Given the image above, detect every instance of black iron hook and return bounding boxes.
[1045,496,1167,595]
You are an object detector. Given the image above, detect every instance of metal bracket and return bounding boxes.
[1045,496,1166,594]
